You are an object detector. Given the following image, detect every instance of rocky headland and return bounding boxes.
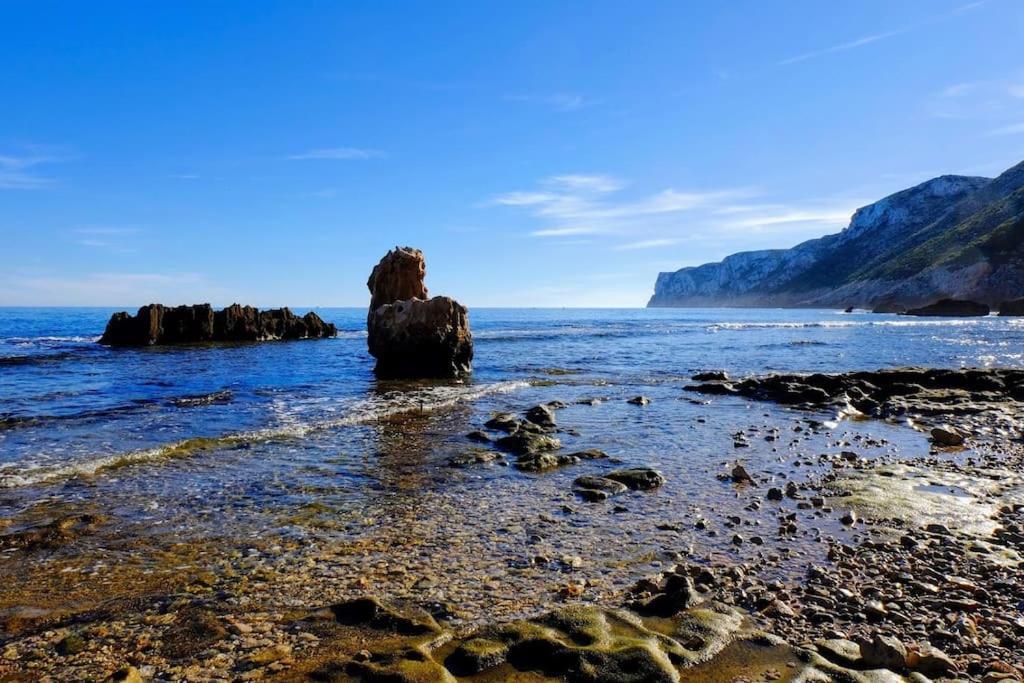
[366,247,473,378]
[649,159,1024,309]
[99,304,337,346]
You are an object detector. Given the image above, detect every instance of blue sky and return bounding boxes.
[1,1,1022,307]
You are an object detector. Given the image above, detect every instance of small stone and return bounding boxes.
[907,644,958,678]
[860,634,906,671]
[930,425,965,446]
[841,510,857,525]
[626,396,650,405]
[731,463,754,484]
[109,667,144,683]
[525,404,557,428]
[767,487,784,501]
[56,633,86,656]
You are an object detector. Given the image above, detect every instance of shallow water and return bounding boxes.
[1,307,1022,622]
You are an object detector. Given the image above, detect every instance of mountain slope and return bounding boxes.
[648,160,1024,308]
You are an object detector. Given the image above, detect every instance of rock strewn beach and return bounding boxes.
[1,365,1022,681]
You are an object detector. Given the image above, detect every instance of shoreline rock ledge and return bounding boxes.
[99,303,336,346]
[366,247,473,378]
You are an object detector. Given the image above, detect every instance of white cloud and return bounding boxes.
[723,209,854,231]
[613,238,680,251]
[73,226,141,235]
[990,121,1024,136]
[0,148,68,189]
[779,30,902,66]
[288,147,385,160]
[779,2,985,67]
[493,175,745,237]
[503,93,589,112]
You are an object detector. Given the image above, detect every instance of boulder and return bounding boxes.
[99,304,336,346]
[904,298,990,317]
[605,468,666,491]
[366,247,473,378]
[998,298,1024,316]
[860,634,907,671]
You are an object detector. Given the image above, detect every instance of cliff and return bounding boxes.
[649,160,1024,308]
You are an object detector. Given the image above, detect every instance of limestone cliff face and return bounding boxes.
[647,166,1020,308]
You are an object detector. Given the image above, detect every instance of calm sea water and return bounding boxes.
[1,307,1022,592]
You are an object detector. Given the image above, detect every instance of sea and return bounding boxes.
[1,306,1022,614]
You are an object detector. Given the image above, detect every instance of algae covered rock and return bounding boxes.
[605,467,666,491]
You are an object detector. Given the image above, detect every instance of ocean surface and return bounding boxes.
[2,306,1023,613]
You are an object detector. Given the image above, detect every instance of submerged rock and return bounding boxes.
[366,247,473,378]
[99,303,336,346]
[524,404,557,429]
[904,298,990,317]
[495,430,561,456]
[605,468,666,491]
[573,475,630,501]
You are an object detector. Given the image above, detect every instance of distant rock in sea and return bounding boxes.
[904,299,990,317]
[999,298,1024,316]
[99,303,336,346]
[649,159,1024,309]
[366,247,473,378]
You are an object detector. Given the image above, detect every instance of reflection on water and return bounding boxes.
[0,307,1020,622]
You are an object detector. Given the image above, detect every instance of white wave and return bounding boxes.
[0,335,100,344]
[0,380,530,489]
[708,319,995,332]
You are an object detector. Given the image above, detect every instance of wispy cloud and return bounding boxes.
[990,121,1024,136]
[73,226,141,236]
[779,2,986,67]
[613,238,680,251]
[288,147,385,160]
[493,175,745,236]
[929,74,1024,123]
[70,226,142,253]
[779,31,902,66]
[0,146,70,190]
[503,93,590,112]
[721,208,854,231]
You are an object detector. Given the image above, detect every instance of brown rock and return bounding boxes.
[366,247,473,378]
[100,303,336,345]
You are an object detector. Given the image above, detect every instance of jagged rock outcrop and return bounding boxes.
[999,298,1024,316]
[650,160,1024,308]
[366,247,473,378]
[99,304,336,346]
[904,298,990,317]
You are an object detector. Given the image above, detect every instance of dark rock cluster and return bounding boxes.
[687,367,1024,421]
[99,303,336,346]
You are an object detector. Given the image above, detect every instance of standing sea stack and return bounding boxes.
[366,247,473,378]
[99,304,336,346]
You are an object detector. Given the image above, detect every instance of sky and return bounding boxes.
[2,1,1023,308]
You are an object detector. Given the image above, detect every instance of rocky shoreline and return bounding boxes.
[1,368,1022,681]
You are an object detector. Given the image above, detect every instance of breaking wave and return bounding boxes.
[0,380,529,488]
